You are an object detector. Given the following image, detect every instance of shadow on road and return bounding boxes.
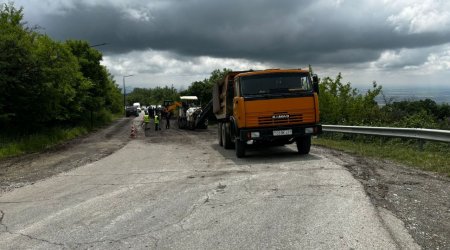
[210,143,322,166]
[140,122,322,166]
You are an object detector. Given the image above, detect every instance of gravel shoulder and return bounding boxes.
[0,118,448,249]
[0,117,136,194]
[315,146,450,250]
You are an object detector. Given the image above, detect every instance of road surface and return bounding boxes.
[0,118,419,249]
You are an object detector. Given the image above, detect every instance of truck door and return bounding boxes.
[233,78,245,128]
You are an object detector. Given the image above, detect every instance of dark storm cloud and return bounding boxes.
[25,0,450,65]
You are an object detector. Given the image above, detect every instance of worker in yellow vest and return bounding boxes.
[154,114,160,131]
[143,113,150,130]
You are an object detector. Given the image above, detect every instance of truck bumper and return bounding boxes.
[238,124,322,142]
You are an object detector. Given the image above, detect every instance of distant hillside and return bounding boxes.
[375,87,450,105]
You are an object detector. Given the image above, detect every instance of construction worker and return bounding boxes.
[165,110,171,129]
[154,113,160,131]
[143,112,150,130]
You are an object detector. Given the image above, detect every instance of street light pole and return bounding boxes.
[123,75,134,116]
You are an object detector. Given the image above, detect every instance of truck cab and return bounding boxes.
[213,69,322,157]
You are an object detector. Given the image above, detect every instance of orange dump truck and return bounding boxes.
[213,69,322,157]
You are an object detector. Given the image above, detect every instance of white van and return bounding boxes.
[133,102,141,112]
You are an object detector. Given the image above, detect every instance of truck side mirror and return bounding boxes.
[312,75,319,95]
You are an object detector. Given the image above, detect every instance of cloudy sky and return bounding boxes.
[9,0,450,90]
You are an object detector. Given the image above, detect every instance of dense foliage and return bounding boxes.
[126,86,178,106]
[382,99,450,129]
[319,74,450,129]
[319,73,383,126]
[0,3,122,132]
[126,69,230,107]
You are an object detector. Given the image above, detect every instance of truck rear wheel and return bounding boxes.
[296,135,311,155]
[235,139,245,158]
[222,123,232,149]
[218,123,223,146]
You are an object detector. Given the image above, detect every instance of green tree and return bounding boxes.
[181,68,231,105]
[319,73,382,125]
[0,3,40,127]
[393,110,438,128]
[66,40,122,124]
[149,85,179,105]
[127,88,152,105]
[104,72,123,114]
[382,99,449,129]
[126,85,179,107]
[32,35,87,123]
[0,3,122,131]
[181,80,210,104]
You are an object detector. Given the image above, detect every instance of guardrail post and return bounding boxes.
[418,139,424,151]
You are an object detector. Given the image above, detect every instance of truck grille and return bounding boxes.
[258,114,303,126]
[245,110,315,128]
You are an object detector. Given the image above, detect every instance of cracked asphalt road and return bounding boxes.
[0,118,419,249]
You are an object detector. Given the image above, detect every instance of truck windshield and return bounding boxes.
[240,73,312,96]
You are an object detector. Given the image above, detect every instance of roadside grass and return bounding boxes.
[0,127,88,159]
[0,112,123,160]
[313,134,450,176]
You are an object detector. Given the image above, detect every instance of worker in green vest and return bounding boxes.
[143,112,150,130]
[154,113,160,131]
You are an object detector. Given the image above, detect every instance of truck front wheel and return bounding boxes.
[235,139,246,158]
[296,135,311,155]
[222,123,232,149]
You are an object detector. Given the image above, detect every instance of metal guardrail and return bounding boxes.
[322,125,450,143]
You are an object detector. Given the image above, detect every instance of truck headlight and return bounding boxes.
[305,127,313,134]
[251,132,260,138]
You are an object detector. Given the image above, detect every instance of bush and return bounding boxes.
[319,73,382,125]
